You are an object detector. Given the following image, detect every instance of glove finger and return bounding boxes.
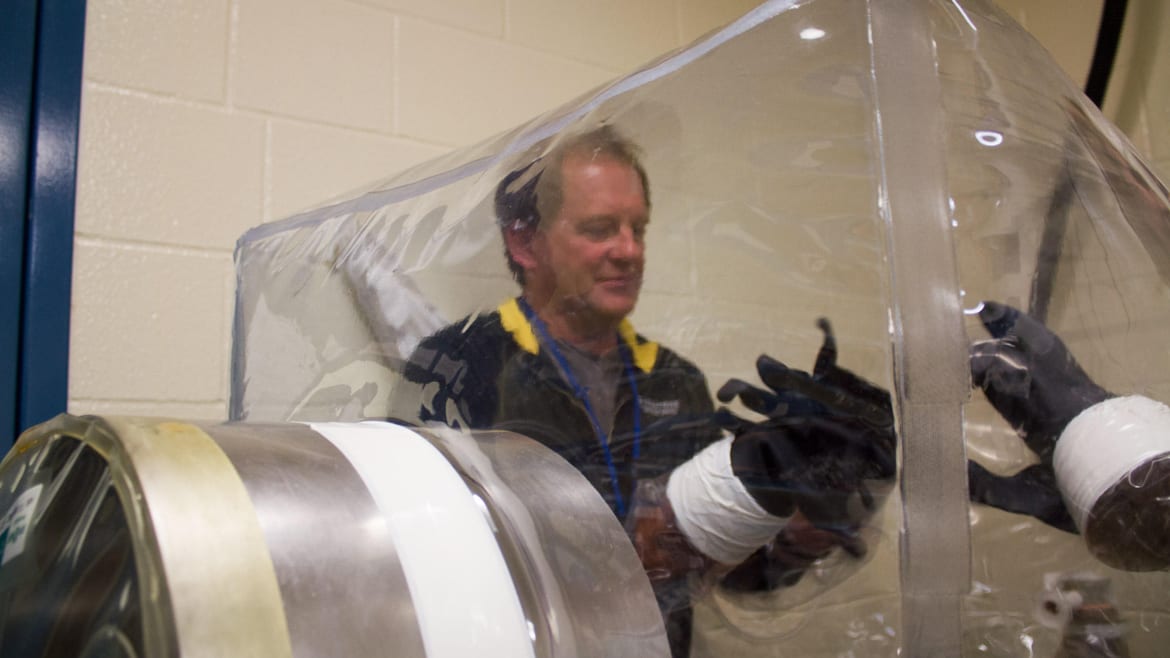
[717,378,784,415]
[761,360,892,429]
[758,351,861,412]
[716,378,754,403]
[813,317,838,376]
[969,340,1031,400]
[858,480,875,510]
[755,358,842,419]
[711,407,753,434]
[967,461,1077,533]
[977,300,1019,339]
[969,339,1003,389]
[810,322,895,427]
[756,354,812,396]
[839,532,868,559]
[799,523,868,559]
[756,355,841,412]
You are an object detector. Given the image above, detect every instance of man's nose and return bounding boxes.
[611,226,643,261]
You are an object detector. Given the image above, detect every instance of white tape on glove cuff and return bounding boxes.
[1055,395,1170,532]
[666,436,790,565]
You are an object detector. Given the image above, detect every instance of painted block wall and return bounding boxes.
[997,0,1170,181]
[69,0,1170,422]
[63,1,1170,654]
[69,0,762,419]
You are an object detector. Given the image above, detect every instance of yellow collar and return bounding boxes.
[498,298,658,373]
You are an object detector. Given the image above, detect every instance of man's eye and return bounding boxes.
[582,224,612,238]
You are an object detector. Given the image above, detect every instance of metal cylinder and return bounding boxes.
[0,415,668,657]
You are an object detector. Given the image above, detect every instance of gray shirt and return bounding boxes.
[554,338,625,436]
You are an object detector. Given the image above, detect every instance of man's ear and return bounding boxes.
[503,222,540,271]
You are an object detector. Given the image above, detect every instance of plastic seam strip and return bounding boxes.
[869,0,972,655]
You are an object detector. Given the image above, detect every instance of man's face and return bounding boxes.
[531,153,648,326]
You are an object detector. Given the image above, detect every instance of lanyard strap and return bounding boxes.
[516,298,642,517]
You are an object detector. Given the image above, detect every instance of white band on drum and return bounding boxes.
[311,422,534,658]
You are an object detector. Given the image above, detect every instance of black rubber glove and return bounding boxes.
[717,319,897,534]
[967,301,1112,533]
[970,301,1112,462]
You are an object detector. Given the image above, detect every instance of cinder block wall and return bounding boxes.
[69,0,1170,420]
[69,0,761,419]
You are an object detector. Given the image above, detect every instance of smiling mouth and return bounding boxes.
[600,277,641,289]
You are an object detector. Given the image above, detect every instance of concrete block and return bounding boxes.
[233,0,395,131]
[84,0,230,102]
[75,88,264,249]
[397,17,612,144]
[507,0,677,70]
[69,239,232,402]
[353,0,503,36]
[268,120,449,219]
[67,399,229,423]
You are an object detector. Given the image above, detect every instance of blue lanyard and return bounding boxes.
[516,298,642,517]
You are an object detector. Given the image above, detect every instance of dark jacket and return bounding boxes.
[405,299,803,657]
[403,298,720,518]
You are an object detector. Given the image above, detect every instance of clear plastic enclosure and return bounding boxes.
[231,0,1170,655]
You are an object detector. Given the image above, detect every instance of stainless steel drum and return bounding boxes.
[0,415,668,657]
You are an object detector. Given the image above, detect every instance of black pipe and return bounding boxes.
[1084,0,1129,107]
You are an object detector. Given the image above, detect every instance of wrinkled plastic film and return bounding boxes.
[235,1,901,652]
[225,0,1170,655]
[934,0,1170,655]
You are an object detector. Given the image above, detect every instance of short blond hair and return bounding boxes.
[495,125,649,284]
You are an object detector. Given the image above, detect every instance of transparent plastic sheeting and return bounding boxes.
[230,0,1170,656]
[0,416,668,658]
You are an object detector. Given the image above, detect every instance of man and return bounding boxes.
[405,126,716,517]
[404,126,897,655]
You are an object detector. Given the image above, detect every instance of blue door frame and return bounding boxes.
[1,0,87,449]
